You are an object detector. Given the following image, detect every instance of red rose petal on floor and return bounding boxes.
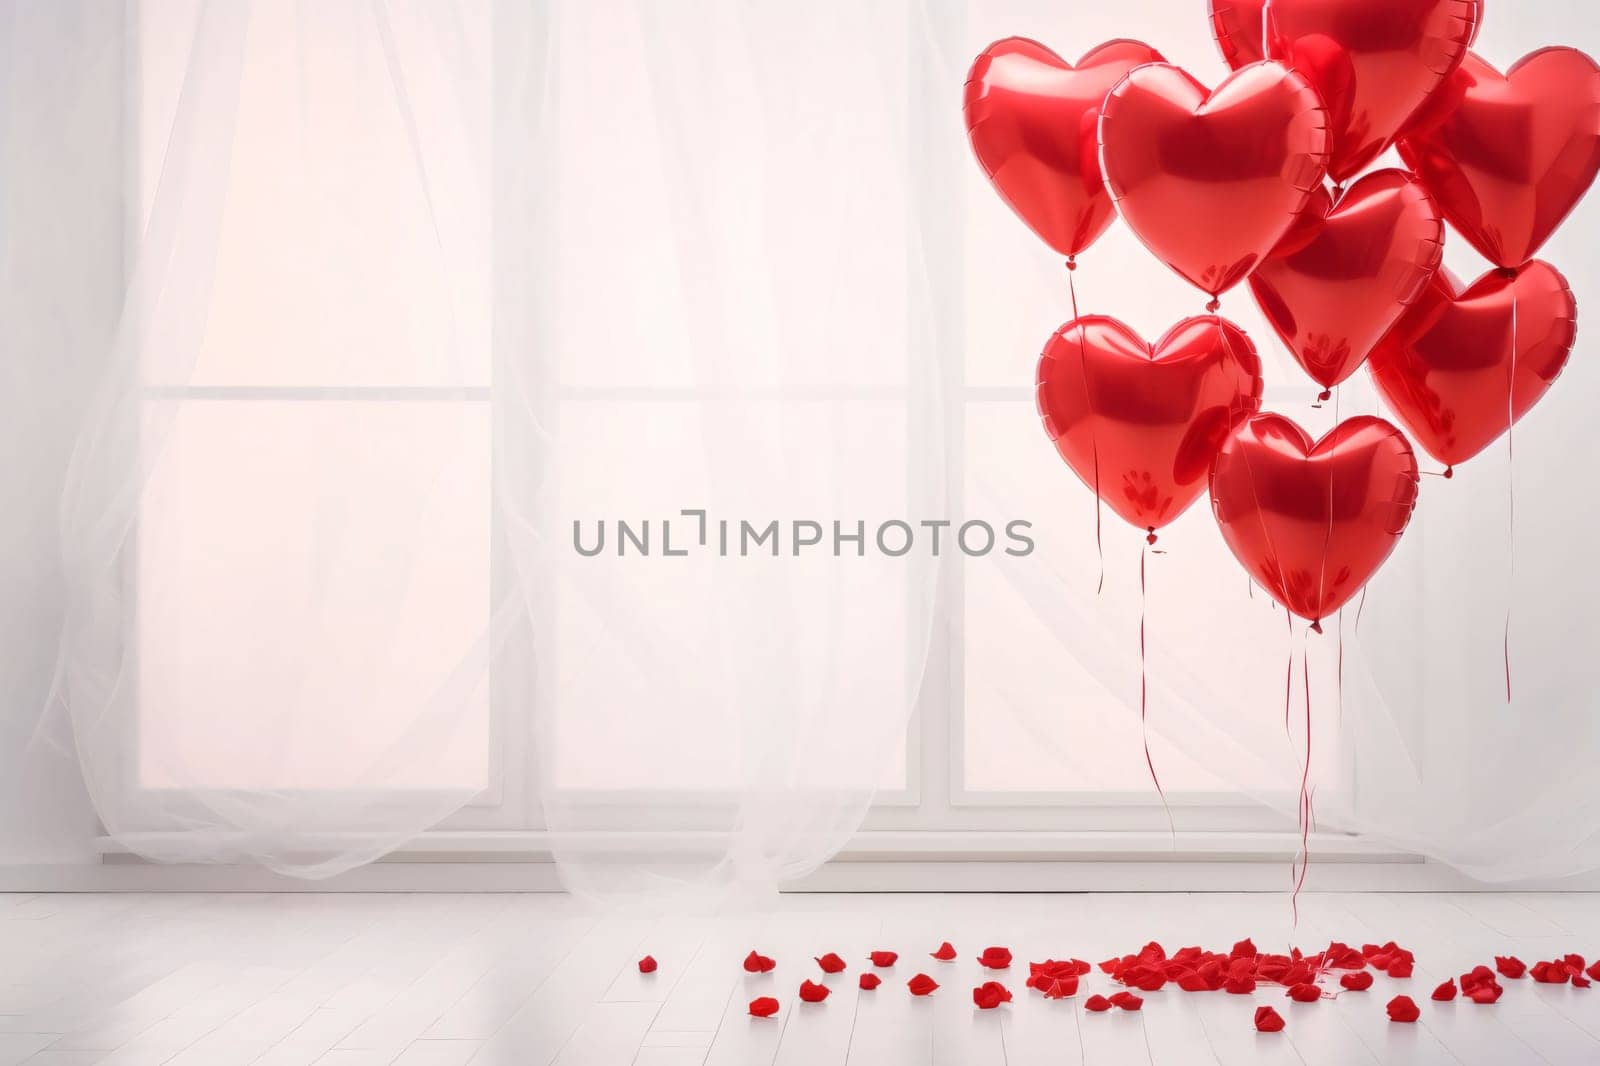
[815,953,846,974]
[638,956,658,974]
[1387,995,1420,1023]
[798,979,830,1003]
[1531,961,1570,985]
[1461,965,1495,991]
[1565,954,1587,971]
[748,996,780,1018]
[1432,980,1458,1001]
[1287,983,1321,1003]
[908,973,939,996]
[743,950,775,974]
[1465,983,1504,1004]
[869,951,898,968]
[931,942,957,962]
[1231,938,1258,959]
[978,947,1013,970]
[1495,956,1527,979]
[1588,962,1600,982]
[1341,972,1374,992]
[859,973,881,991]
[1254,1006,1285,1033]
[1574,974,1592,989]
[972,981,1013,1010]
[1042,976,1079,1000]
[1084,995,1113,1012]
[1108,991,1144,1012]
[1388,958,1414,979]
[1225,975,1257,995]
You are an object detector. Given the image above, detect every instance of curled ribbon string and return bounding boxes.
[1066,259,1103,595]
[1292,625,1313,927]
[1505,277,1517,703]
[1141,541,1176,842]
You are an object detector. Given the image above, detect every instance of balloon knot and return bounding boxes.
[1146,528,1159,546]
[1205,298,1221,314]
[1318,389,1332,402]
[1310,619,1324,635]
[1444,466,1454,480]
[1065,256,1077,272]
[1495,266,1519,280]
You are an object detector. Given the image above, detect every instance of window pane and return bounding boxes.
[137,1,490,388]
[550,398,911,791]
[962,400,1340,794]
[137,400,490,790]
[551,2,911,391]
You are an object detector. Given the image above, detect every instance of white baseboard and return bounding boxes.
[1,829,1594,892]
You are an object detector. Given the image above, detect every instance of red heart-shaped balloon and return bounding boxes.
[1211,0,1482,73]
[1037,316,1264,534]
[1398,49,1600,269]
[1210,415,1419,623]
[964,38,1166,259]
[1098,62,1329,297]
[1368,261,1576,468]
[1227,0,1479,183]
[1249,169,1443,393]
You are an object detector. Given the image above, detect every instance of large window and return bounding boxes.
[130,1,1341,841]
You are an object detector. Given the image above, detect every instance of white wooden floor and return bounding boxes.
[2,891,1598,1065]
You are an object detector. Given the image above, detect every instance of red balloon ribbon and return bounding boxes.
[1209,415,1420,625]
[1399,48,1600,270]
[965,38,1166,259]
[1036,315,1264,534]
[1098,61,1330,297]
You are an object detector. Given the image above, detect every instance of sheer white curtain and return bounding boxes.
[7,0,1600,889]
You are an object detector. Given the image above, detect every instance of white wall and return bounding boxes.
[0,1,124,864]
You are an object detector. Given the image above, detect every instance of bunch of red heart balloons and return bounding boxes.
[965,0,1596,628]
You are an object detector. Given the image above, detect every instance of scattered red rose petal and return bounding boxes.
[1565,954,1587,972]
[1040,976,1079,1000]
[1574,974,1592,989]
[638,956,658,974]
[1231,938,1258,959]
[1387,995,1420,1023]
[1432,980,1458,1001]
[1084,995,1113,1013]
[978,947,1013,970]
[908,973,939,996]
[1341,972,1374,992]
[973,981,1013,1010]
[815,953,846,974]
[798,979,830,1003]
[743,950,775,974]
[859,973,881,991]
[1254,1006,1285,1033]
[931,942,957,962]
[869,951,898,968]
[1388,958,1414,978]
[1466,983,1504,1004]
[1286,983,1321,1003]
[748,996,780,1018]
[1495,956,1526,979]
[1108,991,1144,1012]
[1224,975,1257,995]
[1531,961,1571,985]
